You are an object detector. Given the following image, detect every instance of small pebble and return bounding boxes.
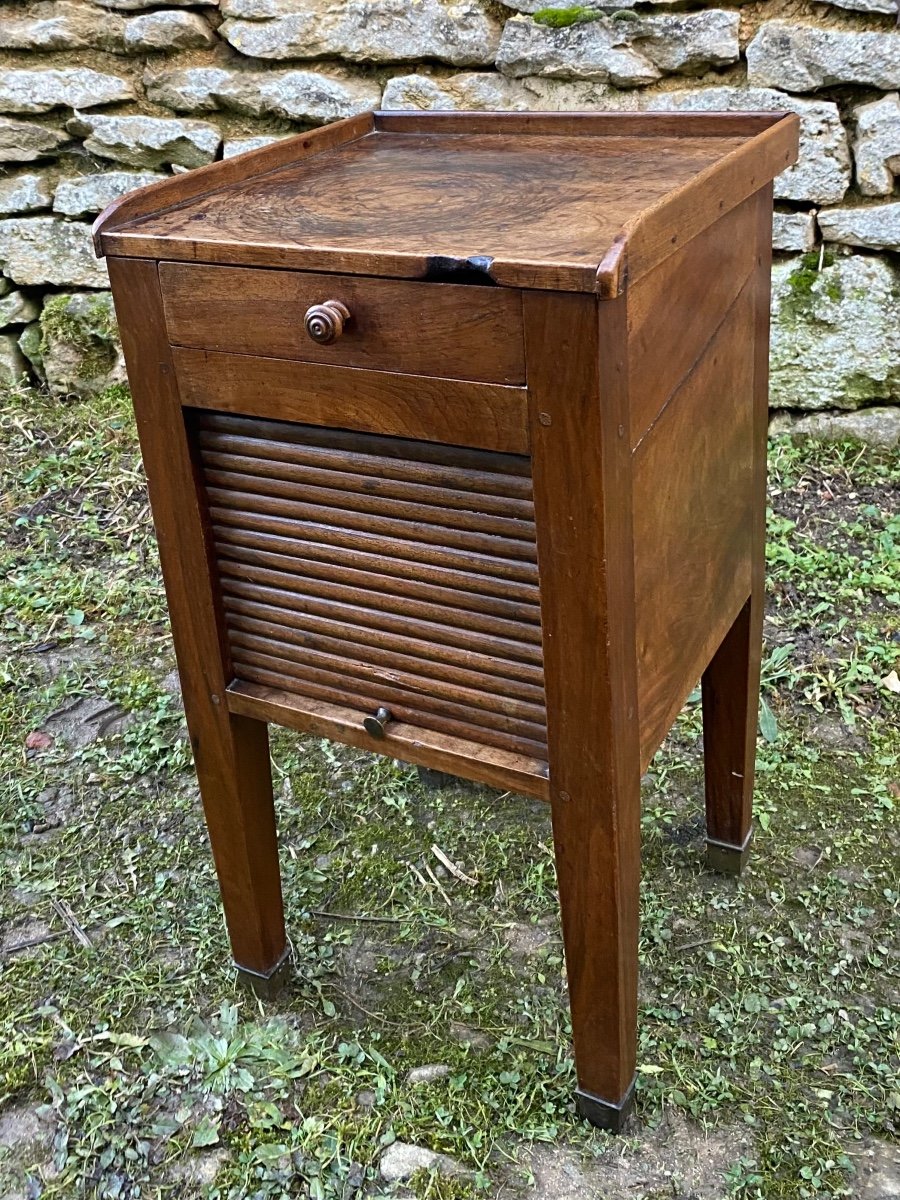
[380,1141,463,1183]
[405,1063,451,1087]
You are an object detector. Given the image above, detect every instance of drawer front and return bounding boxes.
[193,411,548,761]
[161,262,526,385]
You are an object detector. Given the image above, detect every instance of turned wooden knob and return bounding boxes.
[304,299,350,345]
[363,706,392,739]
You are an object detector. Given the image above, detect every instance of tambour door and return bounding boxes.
[189,410,549,767]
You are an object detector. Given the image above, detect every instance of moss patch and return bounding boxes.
[531,6,637,28]
[39,293,120,386]
[532,6,604,28]
[781,250,843,321]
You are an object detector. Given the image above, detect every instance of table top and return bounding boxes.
[94,111,799,294]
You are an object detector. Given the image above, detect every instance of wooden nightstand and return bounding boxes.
[95,110,799,1131]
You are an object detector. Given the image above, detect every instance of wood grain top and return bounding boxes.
[95,111,799,294]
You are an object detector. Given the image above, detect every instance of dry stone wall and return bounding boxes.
[0,0,898,443]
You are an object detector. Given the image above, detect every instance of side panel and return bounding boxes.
[627,192,759,449]
[701,183,774,857]
[632,240,761,770]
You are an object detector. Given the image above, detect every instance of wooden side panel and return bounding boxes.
[622,115,799,290]
[173,349,529,455]
[374,111,788,138]
[627,193,759,448]
[193,412,548,761]
[701,184,773,857]
[160,263,526,385]
[632,280,757,771]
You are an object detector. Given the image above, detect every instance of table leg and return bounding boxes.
[553,763,641,1132]
[188,707,288,990]
[107,255,288,988]
[524,289,640,1131]
[701,594,762,875]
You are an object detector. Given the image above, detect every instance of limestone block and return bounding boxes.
[0,216,109,288]
[770,254,900,411]
[747,21,900,91]
[67,112,221,169]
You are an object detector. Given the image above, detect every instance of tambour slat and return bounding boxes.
[222,596,545,687]
[229,629,546,722]
[231,661,548,760]
[230,644,547,744]
[225,612,546,703]
[196,412,533,491]
[221,577,543,665]
[216,559,543,645]
[199,447,535,519]
[214,536,542,621]
[211,510,539,586]
[193,412,549,762]
[207,487,536,562]
[203,466,536,540]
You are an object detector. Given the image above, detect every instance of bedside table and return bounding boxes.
[95,110,799,1131]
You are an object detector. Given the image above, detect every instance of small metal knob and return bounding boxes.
[363,706,393,739]
[304,299,350,345]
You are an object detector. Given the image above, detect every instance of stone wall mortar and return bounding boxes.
[0,0,898,428]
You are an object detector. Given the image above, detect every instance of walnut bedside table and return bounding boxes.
[94,110,799,1132]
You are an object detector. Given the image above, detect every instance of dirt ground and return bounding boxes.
[0,387,898,1199]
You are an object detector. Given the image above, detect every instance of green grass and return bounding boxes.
[0,386,898,1199]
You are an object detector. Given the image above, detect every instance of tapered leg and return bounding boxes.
[187,707,288,982]
[108,256,288,984]
[701,594,763,875]
[525,290,640,1132]
[552,762,641,1132]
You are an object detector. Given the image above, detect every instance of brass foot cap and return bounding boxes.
[574,1081,636,1133]
[706,831,752,876]
[235,947,292,1000]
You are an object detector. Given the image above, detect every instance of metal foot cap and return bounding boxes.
[706,830,752,876]
[574,1080,636,1133]
[235,946,292,1000]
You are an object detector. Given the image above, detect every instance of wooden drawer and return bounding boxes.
[191,411,548,762]
[160,262,526,385]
